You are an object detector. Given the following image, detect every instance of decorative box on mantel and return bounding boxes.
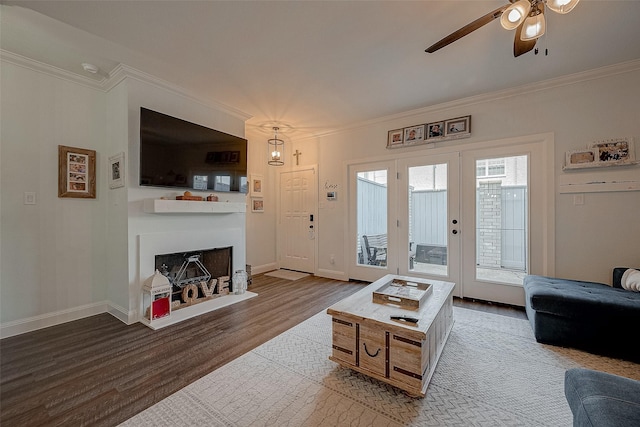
[141,269,172,327]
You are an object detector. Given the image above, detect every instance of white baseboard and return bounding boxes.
[1,301,109,339]
[316,268,349,281]
[107,302,136,325]
[250,262,278,275]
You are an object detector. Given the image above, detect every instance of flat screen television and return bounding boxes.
[139,107,247,193]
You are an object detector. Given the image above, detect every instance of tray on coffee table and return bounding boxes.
[372,278,433,310]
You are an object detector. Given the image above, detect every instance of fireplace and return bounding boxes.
[155,247,233,306]
[138,227,250,327]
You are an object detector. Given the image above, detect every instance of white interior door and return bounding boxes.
[278,167,317,273]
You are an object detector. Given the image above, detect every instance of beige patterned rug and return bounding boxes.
[120,307,639,426]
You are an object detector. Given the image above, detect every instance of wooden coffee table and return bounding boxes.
[327,274,455,397]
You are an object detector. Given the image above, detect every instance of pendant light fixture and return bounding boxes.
[521,6,546,41]
[500,0,531,30]
[546,0,580,14]
[268,126,284,166]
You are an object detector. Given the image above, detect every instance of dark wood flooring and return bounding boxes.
[0,274,526,426]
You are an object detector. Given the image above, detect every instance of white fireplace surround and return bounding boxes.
[138,227,250,328]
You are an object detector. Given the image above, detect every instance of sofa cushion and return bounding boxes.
[565,368,640,427]
[523,275,640,319]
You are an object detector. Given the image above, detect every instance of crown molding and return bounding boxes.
[1,49,107,91]
[105,63,252,122]
[1,49,253,122]
[312,58,640,140]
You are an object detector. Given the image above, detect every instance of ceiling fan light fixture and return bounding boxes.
[546,0,580,14]
[500,0,531,30]
[520,10,546,41]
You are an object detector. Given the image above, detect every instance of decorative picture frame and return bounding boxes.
[108,152,125,189]
[426,122,445,140]
[565,149,597,168]
[563,137,636,170]
[590,138,634,164]
[250,174,263,197]
[445,116,471,136]
[251,198,264,213]
[387,129,404,148]
[58,145,96,199]
[403,125,425,144]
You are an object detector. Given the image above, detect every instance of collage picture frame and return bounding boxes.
[564,137,636,170]
[387,115,471,149]
[58,145,96,198]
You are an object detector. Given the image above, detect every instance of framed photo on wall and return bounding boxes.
[403,125,425,144]
[445,116,470,136]
[108,152,125,189]
[591,138,634,164]
[250,174,263,197]
[426,122,444,140]
[58,145,96,198]
[565,149,596,168]
[387,129,403,148]
[251,198,264,213]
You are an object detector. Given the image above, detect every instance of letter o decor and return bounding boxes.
[181,284,199,304]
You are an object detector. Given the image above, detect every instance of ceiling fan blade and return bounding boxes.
[426,4,509,53]
[513,3,543,57]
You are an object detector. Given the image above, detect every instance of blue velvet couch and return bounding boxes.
[565,368,640,427]
[523,267,640,362]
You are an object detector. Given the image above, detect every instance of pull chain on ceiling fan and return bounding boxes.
[425,0,580,57]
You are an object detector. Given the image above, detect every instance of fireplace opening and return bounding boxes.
[155,246,233,307]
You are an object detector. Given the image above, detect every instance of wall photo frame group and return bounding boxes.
[387,115,471,149]
[58,145,96,198]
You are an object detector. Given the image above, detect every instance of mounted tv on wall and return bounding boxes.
[139,107,248,193]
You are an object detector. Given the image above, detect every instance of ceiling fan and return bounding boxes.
[425,0,580,57]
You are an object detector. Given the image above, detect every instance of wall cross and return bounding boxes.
[293,149,302,166]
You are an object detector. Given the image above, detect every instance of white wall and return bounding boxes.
[0,59,109,331]
[0,57,252,334]
[307,64,640,285]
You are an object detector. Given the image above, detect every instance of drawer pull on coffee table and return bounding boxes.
[363,342,380,358]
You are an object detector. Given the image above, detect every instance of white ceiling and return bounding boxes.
[3,1,640,138]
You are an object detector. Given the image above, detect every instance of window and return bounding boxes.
[476,158,505,178]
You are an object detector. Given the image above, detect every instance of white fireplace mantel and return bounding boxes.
[143,198,246,214]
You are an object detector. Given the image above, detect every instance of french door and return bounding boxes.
[348,134,552,305]
[348,153,460,291]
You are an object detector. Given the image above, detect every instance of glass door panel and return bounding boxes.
[349,161,397,282]
[474,155,528,285]
[356,169,388,267]
[408,164,448,276]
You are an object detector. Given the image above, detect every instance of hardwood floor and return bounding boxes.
[0,274,526,426]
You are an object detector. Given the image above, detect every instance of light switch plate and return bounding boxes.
[24,192,36,205]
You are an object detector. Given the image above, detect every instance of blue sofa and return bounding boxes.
[523,267,640,362]
[565,368,640,427]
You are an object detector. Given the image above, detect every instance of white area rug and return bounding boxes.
[120,307,639,426]
[264,269,310,281]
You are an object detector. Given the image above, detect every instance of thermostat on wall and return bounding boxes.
[327,191,337,200]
